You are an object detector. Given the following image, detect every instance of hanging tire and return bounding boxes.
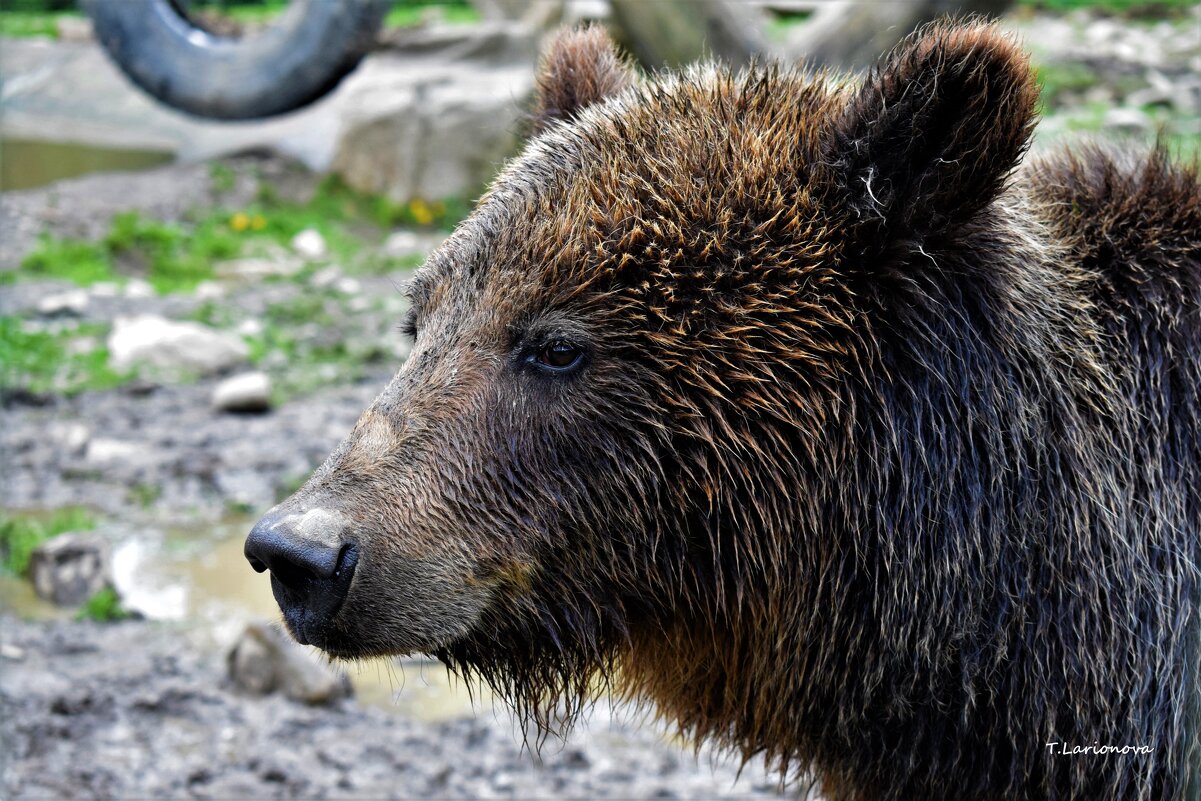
[84,0,390,120]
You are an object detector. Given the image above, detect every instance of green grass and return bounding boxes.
[18,210,238,293]
[0,507,95,575]
[12,175,466,293]
[130,482,162,509]
[0,0,478,38]
[20,236,115,286]
[384,2,479,28]
[1017,0,1196,13]
[76,586,132,622]
[1034,62,1101,111]
[209,162,237,194]
[106,210,241,293]
[0,317,131,396]
[0,9,82,38]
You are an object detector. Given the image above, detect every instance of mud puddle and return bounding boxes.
[1,514,487,721]
[0,137,174,191]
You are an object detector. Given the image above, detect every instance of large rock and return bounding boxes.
[331,52,535,203]
[29,532,111,607]
[228,622,351,705]
[108,315,249,376]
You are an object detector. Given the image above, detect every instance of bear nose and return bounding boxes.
[244,509,358,645]
[245,513,341,580]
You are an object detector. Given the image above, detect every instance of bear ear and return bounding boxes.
[532,25,636,136]
[825,21,1039,252]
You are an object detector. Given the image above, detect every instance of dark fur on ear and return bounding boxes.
[532,25,635,136]
[825,20,1040,255]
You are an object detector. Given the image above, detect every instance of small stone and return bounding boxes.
[108,314,249,375]
[29,532,112,607]
[36,289,89,317]
[291,229,328,261]
[86,438,142,465]
[1102,107,1151,134]
[311,265,343,289]
[211,372,272,413]
[0,643,25,661]
[228,622,351,705]
[215,258,302,281]
[334,277,361,295]
[90,282,120,298]
[194,281,226,300]
[55,15,93,41]
[50,421,91,455]
[382,230,441,260]
[236,319,264,338]
[65,336,100,356]
[124,279,155,299]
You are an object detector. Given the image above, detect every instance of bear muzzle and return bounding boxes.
[245,507,358,646]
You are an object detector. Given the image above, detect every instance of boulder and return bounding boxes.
[29,532,112,607]
[211,372,273,414]
[228,622,351,705]
[331,54,534,203]
[108,315,249,376]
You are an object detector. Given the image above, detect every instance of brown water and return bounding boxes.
[0,137,174,192]
[0,515,486,721]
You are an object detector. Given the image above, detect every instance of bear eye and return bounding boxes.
[534,340,583,371]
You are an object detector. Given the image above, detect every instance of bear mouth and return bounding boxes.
[272,544,359,647]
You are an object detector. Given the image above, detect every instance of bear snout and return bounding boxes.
[245,507,358,646]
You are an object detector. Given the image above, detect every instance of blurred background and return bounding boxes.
[1,1,1198,798]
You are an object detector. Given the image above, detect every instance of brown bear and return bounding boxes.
[245,20,1201,801]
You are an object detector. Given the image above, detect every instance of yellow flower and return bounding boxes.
[409,198,434,226]
[230,212,250,232]
[251,214,267,231]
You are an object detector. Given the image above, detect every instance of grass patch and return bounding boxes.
[0,9,83,38]
[76,586,132,622]
[0,317,131,396]
[1035,62,1100,111]
[130,482,162,509]
[20,236,115,286]
[105,210,241,293]
[209,162,237,194]
[18,210,239,293]
[385,1,479,28]
[0,507,95,575]
[1017,0,1196,14]
[11,172,468,291]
